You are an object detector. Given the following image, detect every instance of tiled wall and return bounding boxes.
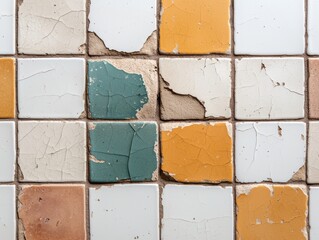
[0,0,318,239]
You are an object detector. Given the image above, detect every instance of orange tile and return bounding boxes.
[236,185,308,240]
[159,0,231,54]
[161,122,233,183]
[0,58,15,118]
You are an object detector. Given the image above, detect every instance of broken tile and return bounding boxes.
[310,187,319,239]
[309,59,319,119]
[18,121,86,182]
[308,0,319,55]
[161,122,233,183]
[0,185,16,239]
[89,0,157,55]
[159,58,231,120]
[90,184,159,240]
[0,58,15,118]
[89,122,158,183]
[18,58,85,118]
[236,184,308,240]
[88,59,158,119]
[308,122,319,183]
[0,122,15,182]
[18,0,86,54]
[18,185,86,240]
[235,58,305,120]
[234,0,305,55]
[160,0,231,54]
[236,122,306,183]
[162,184,233,240]
[0,0,15,54]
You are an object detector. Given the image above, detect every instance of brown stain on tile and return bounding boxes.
[236,185,308,240]
[0,58,15,118]
[309,59,319,119]
[18,185,86,240]
[161,123,232,183]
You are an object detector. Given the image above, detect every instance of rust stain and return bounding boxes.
[0,58,15,118]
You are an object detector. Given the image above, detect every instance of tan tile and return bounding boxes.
[309,59,319,118]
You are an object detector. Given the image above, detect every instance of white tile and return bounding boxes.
[0,185,16,239]
[308,122,319,183]
[310,187,319,239]
[308,0,319,55]
[0,0,15,54]
[18,58,85,118]
[0,122,15,182]
[235,58,305,120]
[234,0,305,55]
[162,185,233,240]
[235,122,306,183]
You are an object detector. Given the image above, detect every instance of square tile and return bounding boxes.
[0,0,15,54]
[88,59,158,119]
[0,185,16,240]
[0,58,15,118]
[236,184,308,240]
[89,0,157,55]
[18,121,86,182]
[0,122,15,182]
[160,0,231,54]
[89,122,158,183]
[159,58,231,120]
[235,122,306,183]
[235,58,305,120]
[308,0,319,55]
[18,185,86,240]
[234,0,305,55]
[89,184,159,240]
[310,187,319,239]
[309,59,319,119]
[18,0,86,54]
[161,122,233,183]
[162,185,233,240]
[18,58,85,118]
[308,122,319,183]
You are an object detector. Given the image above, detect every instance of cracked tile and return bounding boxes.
[18,58,85,118]
[88,59,158,119]
[309,59,319,119]
[235,58,305,120]
[236,184,308,240]
[160,0,231,54]
[161,122,233,183]
[0,185,16,240]
[236,122,306,183]
[0,122,15,182]
[18,184,86,240]
[18,121,86,182]
[88,0,157,55]
[0,58,15,118]
[90,184,159,240]
[89,122,158,183]
[308,0,319,55]
[310,187,319,239]
[307,122,319,183]
[0,0,15,54]
[160,58,231,120]
[18,0,86,54]
[162,184,233,240]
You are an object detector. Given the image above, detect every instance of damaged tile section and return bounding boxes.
[161,122,233,183]
[18,58,85,118]
[0,186,16,240]
[235,58,305,120]
[18,121,86,182]
[18,0,86,54]
[310,187,319,239]
[162,185,233,240]
[0,58,15,118]
[88,59,157,119]
[160,58,231,120]
[0,0,15,54]
[0,122,15,182]
[19,185,86,240]
[89,0,157,55]
[308,122,319,183]
[236,184,308,240]
[236,122,306,183]
[309,59,319,119]
[89,184,159,240]
[89,122,158,183]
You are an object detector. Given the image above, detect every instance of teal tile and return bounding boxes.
[89,122,158,183]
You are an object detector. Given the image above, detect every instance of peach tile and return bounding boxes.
[0,58,15,118]
[309,59,319,119]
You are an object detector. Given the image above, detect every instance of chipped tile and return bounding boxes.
[0,122,15,182]
[88,59,158,119]
[309,59,319,119]
[308,122,319,183]
[160,0,231,54]
[89,122,158,183]
[18,121,86,182]
[159,58,231,120]
[308,0,319,55]
[18,0,86,54]
[18,185,86,240]
[162,184,233,240]
[0,185,16,239]
[236,122,306,183]
[89,0,157,55]
[310,187,319,239]
[236,184,308,240]
[0,58,15,118]
[90,184,159,240]
[18,58,85,118]
[234,0,305,55]
[0,0,15,54]
[161,122,233,183]
[235,58,305,120]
